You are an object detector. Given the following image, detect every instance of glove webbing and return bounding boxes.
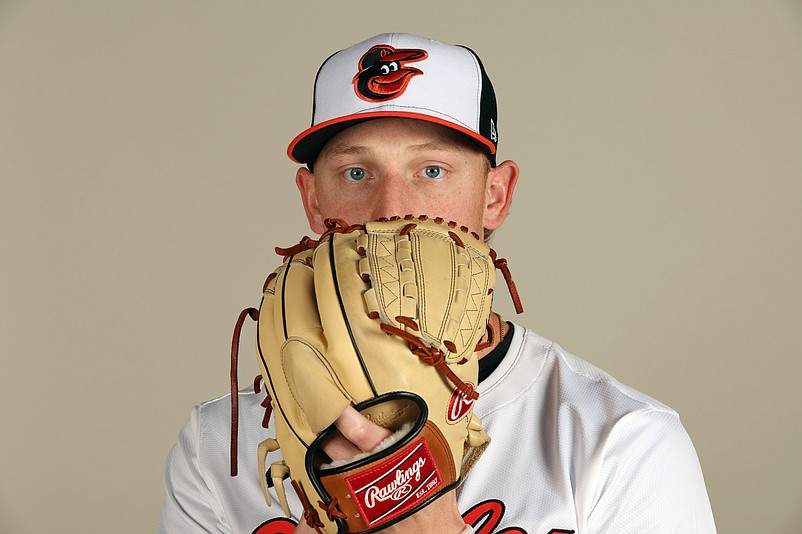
[273,216,524,319]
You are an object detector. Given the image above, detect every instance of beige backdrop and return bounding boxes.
[2,1,801,532]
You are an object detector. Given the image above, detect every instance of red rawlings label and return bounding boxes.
[345,437,442,528]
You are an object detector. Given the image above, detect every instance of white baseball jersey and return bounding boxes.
[160,325,716,533]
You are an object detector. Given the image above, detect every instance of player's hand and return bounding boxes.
[292,406,466,533]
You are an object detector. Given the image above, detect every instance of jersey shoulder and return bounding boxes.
[480,324,676,419]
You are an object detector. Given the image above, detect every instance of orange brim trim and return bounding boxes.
[287,111,496,164]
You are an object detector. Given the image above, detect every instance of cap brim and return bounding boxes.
[287,111,497,164]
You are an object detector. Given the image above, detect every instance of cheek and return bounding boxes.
[418,192,485,234]
[315,187,371,224]
[312,175,487,231]
[449,183,487,221]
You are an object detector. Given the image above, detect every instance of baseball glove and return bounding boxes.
[230,215,523,533]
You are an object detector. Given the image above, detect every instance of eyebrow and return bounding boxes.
[407,142,464,153]
[323,144,370,157]
[324,141,464,157]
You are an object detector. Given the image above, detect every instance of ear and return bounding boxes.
[483,159,519,231]
[296,167,326,234]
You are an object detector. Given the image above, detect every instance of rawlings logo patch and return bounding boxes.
[353,44,427,102]
[447,384,476,423]
[346,437,442,527]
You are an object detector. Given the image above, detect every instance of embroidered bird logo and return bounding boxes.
[353,44,428,102]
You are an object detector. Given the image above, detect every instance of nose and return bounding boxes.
[369,173,418,220]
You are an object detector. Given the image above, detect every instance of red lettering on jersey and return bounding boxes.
[461,499,573,533]
[251,517,296,534]
[462,499,526,533]
[253,499,572,533]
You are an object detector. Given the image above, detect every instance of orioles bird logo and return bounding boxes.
[353,44,428,102]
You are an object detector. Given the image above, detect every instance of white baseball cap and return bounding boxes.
[287,33,499,166]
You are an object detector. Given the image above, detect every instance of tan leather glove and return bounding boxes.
[237,216,512,533]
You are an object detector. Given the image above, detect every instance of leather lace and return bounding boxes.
[489,249,524,314]
[229,307,258,477]
[380,321,479,400]
[319,497,348,521]
[292,480,326,532]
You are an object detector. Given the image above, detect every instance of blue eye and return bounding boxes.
[423,166,443,179]
[346,168,367,181]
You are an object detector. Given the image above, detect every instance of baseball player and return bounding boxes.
[160,33,716,533]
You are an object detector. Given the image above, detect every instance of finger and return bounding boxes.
[334,405,393,453]
[320,429,363,461]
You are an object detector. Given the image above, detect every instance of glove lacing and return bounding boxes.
[379,320,479,400]
[228,215,524,489]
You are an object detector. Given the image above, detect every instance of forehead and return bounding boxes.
[316,118,486,162]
